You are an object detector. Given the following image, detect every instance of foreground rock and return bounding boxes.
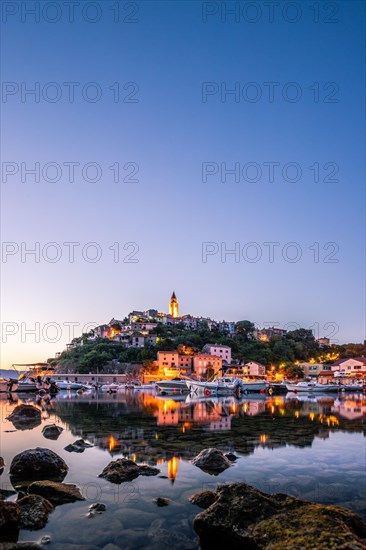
[27,480,84,505]
[17,495,53,530]
[64,439,93,453]
[10,448,68,482]
[0,501,19,540]
[191,448,232,474]
[189,491,217,509]
[99,458,160,483]
[0,543,42,549]
[6,406,41,431]
[42,425,63,440]
[192,483,366,550]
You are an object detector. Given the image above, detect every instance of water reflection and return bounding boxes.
[2,390,363,464]
[1,389,365,549]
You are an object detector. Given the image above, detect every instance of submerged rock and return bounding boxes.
[27,480,84,505]
[225,452,238,462]
[17,495,53,530]
[6,406,41,431]
[193,482,366,550]
[99,458,159,484]
[154,497,170,507]
[9,448,68,482]
[41,425,63,440]
[64,439,93,453]
[191,448,232,474]
[88,503,106,513]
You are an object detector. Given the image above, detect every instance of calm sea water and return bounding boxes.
[1,390,365,549]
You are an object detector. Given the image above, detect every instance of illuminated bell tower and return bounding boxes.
[169,291,179,318]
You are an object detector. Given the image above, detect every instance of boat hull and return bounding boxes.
[186,381,240,396]
[155,381,189,393]
[286,383,339,393]
[241,382,267,392]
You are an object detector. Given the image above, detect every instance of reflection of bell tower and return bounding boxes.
[169,291,179,318]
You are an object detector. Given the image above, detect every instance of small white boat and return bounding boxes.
[186,376,242,396]
[52,380,87,391]
[100,383,120,393]
[240,380,267,392]
[155,378,189,394]
[286,381,339,393]
[134,383,155,390]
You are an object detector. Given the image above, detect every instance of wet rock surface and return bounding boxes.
[0,543,42,549]
[191,448,232,474]
[17,495,53,530]
[192,482,366,550]
[189,491,217,509]
[64,440,93,453]
[6,406,41,431]
[41,425,63,440]
[99,458,160,483]
[27,480,84,505]
[9,448,68,482]
[0,501,19,540]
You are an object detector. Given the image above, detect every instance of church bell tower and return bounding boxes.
[169,291,179,318]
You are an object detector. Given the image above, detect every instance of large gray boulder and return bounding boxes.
[9,448,68,482]
[99,458,159,484]
[192,483,366,549]
[17,495,53,530]
[191,448,232,474]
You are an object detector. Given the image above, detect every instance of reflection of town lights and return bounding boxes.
[279,408,285,415]
[109,435,118,452]
[156,458,165,465]
[260,434,268,443]
[131,453,137,462]
[271,406,275,414]
[243,403,248,413]
[182,421,191,433]
[294,411,300,418]
[155,432,159,440]
[168,456,178,481]
[231,403,237,413]
[309,413,315,421]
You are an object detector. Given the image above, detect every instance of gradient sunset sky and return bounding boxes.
[1,1,365,368]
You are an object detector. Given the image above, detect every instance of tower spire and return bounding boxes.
[169,291,179,318]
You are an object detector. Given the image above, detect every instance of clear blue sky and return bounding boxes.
[1,1,365,366]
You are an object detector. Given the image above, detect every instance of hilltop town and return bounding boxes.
[50,292,366,383]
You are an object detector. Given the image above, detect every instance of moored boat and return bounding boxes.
[186,376,242,396]
[240,380,267,392]
[52,380,88,391]
[286,381,339,393]
[155,378,189,394]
